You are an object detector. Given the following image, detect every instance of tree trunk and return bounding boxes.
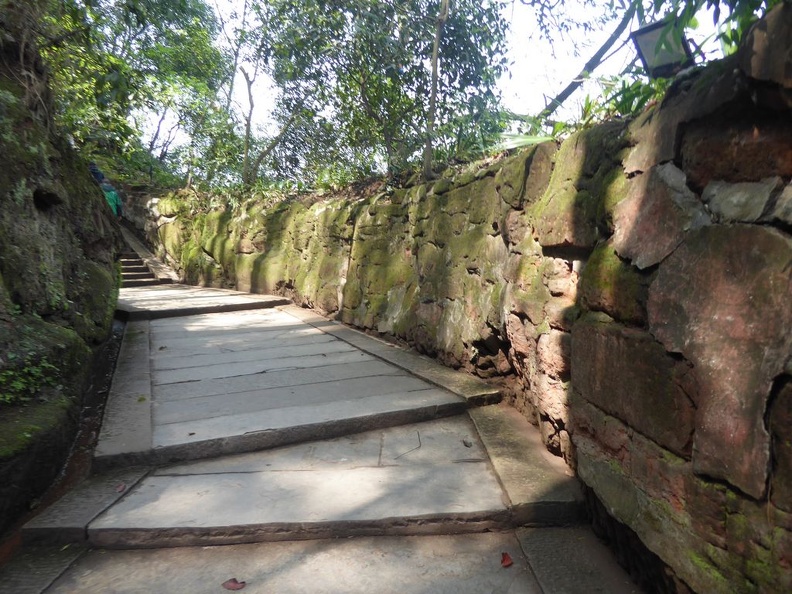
[241,66,256,185]
[422,0,450,181]
[245,111,300,187]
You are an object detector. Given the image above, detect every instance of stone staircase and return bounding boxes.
[119,250,172,288]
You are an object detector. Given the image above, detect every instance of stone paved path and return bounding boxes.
[1,263,643,592]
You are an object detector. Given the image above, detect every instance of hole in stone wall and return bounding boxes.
[541,245,592,261]
[32,187,62,210]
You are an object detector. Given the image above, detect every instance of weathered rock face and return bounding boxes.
[648,225,792,499]
[145,6,792,592]
[0,10,122,533]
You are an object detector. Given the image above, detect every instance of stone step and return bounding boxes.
[116,285,290,321]
[121,271,157,280]
[94,307,499,469]
[121,277,171,288]
[120,264,149,273]
[24,411,584,549]
[6,529,641,594]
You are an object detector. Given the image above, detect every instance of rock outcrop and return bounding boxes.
[0,5,122,533]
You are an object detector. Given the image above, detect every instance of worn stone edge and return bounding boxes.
[0,544,88,594]
[87,512,513,549]
[278,304,501,405]
[116,297,292,321]
[94,321,153,462]
[92,400,468,470]
[22,467,151,545]
[469,405,585,526]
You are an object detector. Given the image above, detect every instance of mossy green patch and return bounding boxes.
[495,146,537,208]
[578,242,648,325]
[687,550,733,593]
[0,395,72,459]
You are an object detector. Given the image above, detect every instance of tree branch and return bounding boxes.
[538,3,636,121]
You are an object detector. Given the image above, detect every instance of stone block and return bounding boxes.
[770,378,792,513]
[702,177,783,223]
[571,316,696,457]
[648,225,792,498]
[613,163,710,269]
[523,142,557,205]
[501,208,530,246]
[504,312,535,360]
[534,372,569,425]
[568,396,631,463]
[577,241,649,326]
[544,295,579,332]
[625,62,745,174]
[738,2,792,89]
[680,115,792,191]
[531,184,601,249]
[536,329,570,379]
[496,147,536,208]
[761,181,792,227]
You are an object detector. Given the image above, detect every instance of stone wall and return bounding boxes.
[145,7,792,592]
[0,5,122,533]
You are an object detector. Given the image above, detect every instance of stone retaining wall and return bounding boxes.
[144,7,792,592]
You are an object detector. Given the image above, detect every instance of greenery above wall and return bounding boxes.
[8,0,781,190]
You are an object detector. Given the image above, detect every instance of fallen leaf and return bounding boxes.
[222,578,246,590]
[115,483,126,493]
[501,552,513,568]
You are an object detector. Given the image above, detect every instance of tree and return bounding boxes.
[248,0,508,178]
[35,0,230,183]
[423,0,450,180]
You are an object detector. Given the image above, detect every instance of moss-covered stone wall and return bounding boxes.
[145,7,792,592]
[0,7,122,533]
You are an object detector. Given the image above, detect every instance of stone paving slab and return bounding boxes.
[93,321,152,463]
[47,533,541,594]
[149,389,466,464]
[158,415,489,475]
[281,305,502,405]
[0,544,87,594]
[22,467,150,544]
[153,347,373,385]
[155,359,407,401]
[153,375,432,425]
[517,527,642,593]
[117,284,290,320]
[88,417,509,548]
[95,306,476,468]
[470,405,585,526]
[151,335,340,370]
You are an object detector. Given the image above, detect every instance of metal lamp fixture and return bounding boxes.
[630,19,695,78]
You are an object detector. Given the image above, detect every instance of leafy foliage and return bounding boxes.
[246,0,509,178]
[7,0,782,189]
[33,0,230,183]
[0,354,58,406]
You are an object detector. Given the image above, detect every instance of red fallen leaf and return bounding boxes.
[222,578,246,590]
[501,552,513,568]
[115,483,126,493]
